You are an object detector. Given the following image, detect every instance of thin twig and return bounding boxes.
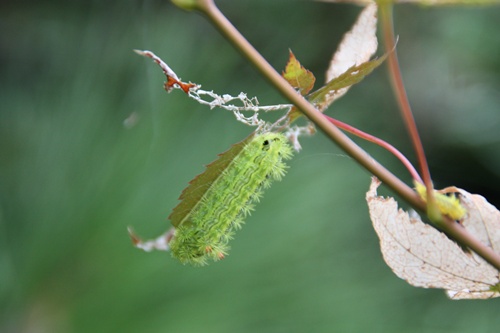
[378,5,437,210]
[325,115,422,183]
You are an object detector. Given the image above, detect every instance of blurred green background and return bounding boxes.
[1,1,499,332]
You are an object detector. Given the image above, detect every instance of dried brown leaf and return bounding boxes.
[366,177,500,300]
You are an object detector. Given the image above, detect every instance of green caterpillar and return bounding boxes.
[169,132,293,266]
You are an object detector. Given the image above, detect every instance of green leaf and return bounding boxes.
[286,4,379,123]
[308,54,388,112]
[282,50,316,96]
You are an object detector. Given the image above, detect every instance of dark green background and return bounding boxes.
[1,1,499,332]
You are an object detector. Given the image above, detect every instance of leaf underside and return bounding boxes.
[367,177,500,300]
[309,54,387,112]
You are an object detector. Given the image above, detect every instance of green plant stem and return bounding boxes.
[182,0,500,271]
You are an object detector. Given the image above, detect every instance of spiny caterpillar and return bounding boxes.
[414,181,467,221]
[168,132,293,266]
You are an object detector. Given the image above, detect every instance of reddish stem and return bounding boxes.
[325,115,422,183]
[379,5,435,202]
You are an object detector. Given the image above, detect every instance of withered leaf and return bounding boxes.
[366,177,500,300]
[307,3,383,112]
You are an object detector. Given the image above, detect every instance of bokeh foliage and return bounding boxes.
[1,1,499,332]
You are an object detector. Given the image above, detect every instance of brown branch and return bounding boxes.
[171,0,500,271]
[195,0,422,208]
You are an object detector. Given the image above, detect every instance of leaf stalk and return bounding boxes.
[377,4,439,211]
